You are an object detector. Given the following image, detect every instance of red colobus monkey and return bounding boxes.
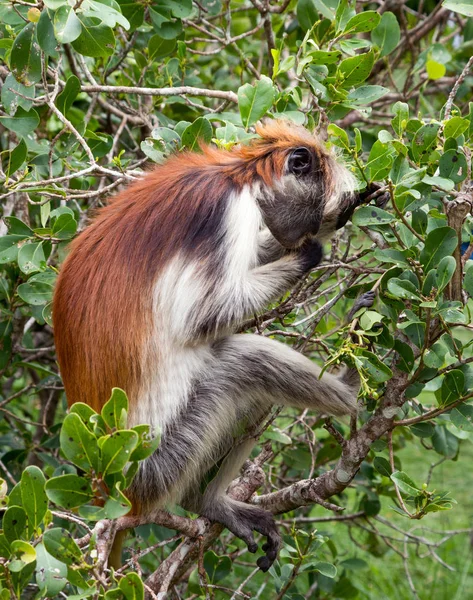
[53,120,370,571]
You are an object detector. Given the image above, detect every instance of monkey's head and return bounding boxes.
[231,120,359,248]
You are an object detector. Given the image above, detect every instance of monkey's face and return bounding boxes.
[256,145,356,248]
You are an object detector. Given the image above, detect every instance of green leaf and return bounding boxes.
[432,426,458,457]
[4,216,33,236]
[373,248,409,266]
[347,85,389,105]
[0,236,23,264]
[359,310,382,331]
[339,558,369,571]
[436,256,456,292]
[394,339,415,373]
[102,387,129,430]
[35,543,67,596]
[20,466,48,534]
[37,9,58,57]
[390,471,420,496]
[309,50,341,65]
[0,107,40,136]
[392,101,409,136]
[156,0,191,18]
[338,51,374,87]
[422,175,455,191]
[439,149,468,183]
[54,6,82,43]
[81,0,130,29]
[436,301,466,324]
[373,456,391,477]
[100,430,138,475]
[344,11,380,33]
[424,342,447,369]
[119,572,145,600]
[357,349,393,383]
[71,20,115,57]
[411,123,441,163]
[327,123,350,149]
[420,227,457,272]
[297,0,320,30]
[149,34,176,59]
[263,429,292,445]
[3,139,27,178]
[465,263,473,297]
[1,74,35,115]
[18,242,46,275]
[8,541,36,572]
[102,483,131,518]
[11,23,41,86]
[313,562,337,578]
[181,117,213,150]
[3,506,27,543]
[60,413,100,471]
[43,528,83,565]
[426,60,446,80]
[371,11,400,57]
[17,274,55,306]
[365,140,395,180]
[203,550,232,583]
[238,76,275,129]
[450,405,473,432]
[57,74,81,114]
[443,1,473,17]
[52,212,77,239]
[410,422,434,438]
[352,206,395,226]
[441,370,465,405]
[444,116,469,139]
[387,278,420,301]
[45,474,94,509]
[129,425,160,461]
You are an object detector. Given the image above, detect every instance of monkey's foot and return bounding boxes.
[355,290,375,310]
[202,499,281,571]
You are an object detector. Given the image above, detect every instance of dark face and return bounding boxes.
[256,146,330,248]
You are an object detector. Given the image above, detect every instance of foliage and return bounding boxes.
[1,0,473,598]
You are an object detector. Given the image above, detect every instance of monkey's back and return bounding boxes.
[53,154,236,415]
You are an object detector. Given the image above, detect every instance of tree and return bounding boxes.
[1,0,473,598]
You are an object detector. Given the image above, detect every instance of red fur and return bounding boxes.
[52,120,328,412]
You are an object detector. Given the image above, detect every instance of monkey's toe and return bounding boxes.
[375,191,390,208]
[358,290,376,308]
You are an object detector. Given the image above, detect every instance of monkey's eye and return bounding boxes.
[287,147,313,176]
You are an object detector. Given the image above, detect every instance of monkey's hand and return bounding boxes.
[336,183,390,230]
[297,238,323,273]
[357,182,390,208]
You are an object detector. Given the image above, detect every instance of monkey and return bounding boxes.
[53,120,378,571]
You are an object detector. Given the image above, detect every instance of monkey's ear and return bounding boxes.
[287,147,312,176]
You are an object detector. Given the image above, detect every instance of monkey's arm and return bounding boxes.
[336,183,390,229]
[194,240,322,338]
[257,228,286,265]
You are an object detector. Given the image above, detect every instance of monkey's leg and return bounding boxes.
[130,333,358,570]
[198,335,359,569]
[129,378,278,570]
[213,333,360,416]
